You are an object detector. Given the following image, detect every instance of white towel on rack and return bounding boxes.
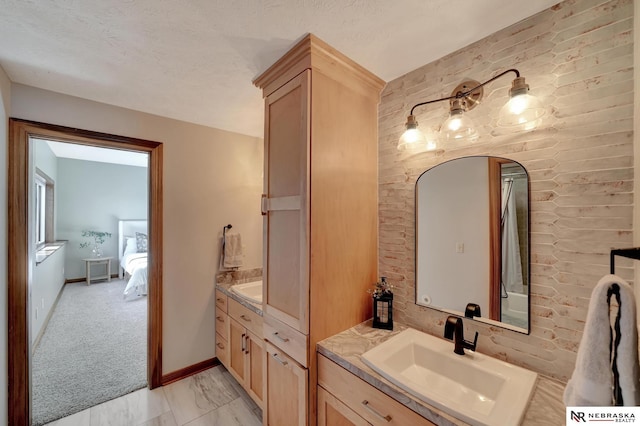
[563,274,640,406]
[616,277,640,406]
[223,232,243,269]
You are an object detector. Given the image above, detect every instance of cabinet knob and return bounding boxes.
[216,342,224,349]
[240,314,251,322]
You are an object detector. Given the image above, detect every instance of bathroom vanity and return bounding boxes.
[317,322,566,426]
[215,283,265,409]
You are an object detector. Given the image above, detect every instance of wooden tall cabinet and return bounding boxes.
[254,34,384,425]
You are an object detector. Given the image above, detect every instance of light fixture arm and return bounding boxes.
[409,69,521,115]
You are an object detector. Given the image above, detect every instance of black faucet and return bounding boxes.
[444,316,478,355]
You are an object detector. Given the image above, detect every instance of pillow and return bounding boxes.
[135,232,148,253]
[123,237,137,255]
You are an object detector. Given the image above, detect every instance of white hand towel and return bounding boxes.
[223,232,243,269]
[563,274,640,406]
[615,277,640,406]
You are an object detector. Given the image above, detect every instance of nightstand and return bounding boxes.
[83,257,113,285]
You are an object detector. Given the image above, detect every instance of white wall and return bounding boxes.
[416,157,489,314]
[56,158,148,279]
[10,84,264,374]
[31,246,66,346]
[34,140,58,177]
[0,65,11,426]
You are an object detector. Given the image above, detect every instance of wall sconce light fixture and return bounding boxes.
[397,69,544,152]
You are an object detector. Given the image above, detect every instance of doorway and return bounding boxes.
[8,119,163,425]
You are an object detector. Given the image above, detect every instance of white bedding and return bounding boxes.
[121,252,148,298]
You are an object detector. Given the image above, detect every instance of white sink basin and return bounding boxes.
[230,281,262,304]
[362,328,537,426]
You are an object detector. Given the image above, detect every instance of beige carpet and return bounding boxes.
[31,279,147,425]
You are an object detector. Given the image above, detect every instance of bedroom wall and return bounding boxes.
[31,140,64,348]
[32,246,66,346]
[9,84,264,375]
[56,157,148,279]
[34,140,58,179]
[0,64,10,426]
[378,0,633,381]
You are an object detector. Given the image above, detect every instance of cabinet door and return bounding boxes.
[318,386,370,426]
[228,318,246,385]
[244,330,264,408]
[265,342,307,426]
[263,70,310,335]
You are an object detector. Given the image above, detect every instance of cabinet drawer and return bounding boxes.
[215,289,228,313]
[264,313,308,367]
[215,332,229,367]
[228,298,263,337]
[318,355,435,426]
[318,386,371,426]
[215,311,228,341]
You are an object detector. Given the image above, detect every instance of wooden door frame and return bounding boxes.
[8,118,163,425]
[488,157,505,322]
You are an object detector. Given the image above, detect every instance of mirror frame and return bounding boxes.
[414,156,531,334]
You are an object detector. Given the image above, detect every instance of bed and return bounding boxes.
[118,219,148,298]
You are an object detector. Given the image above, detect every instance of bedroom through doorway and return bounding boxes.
[30,138,150,425]
[7,119,164,426]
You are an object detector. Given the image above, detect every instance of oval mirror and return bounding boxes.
[415,156,530,333]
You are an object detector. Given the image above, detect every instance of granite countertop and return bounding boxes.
[215,281,263,316]
[316,321,566,426]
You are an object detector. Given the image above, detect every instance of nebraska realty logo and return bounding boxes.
[566,407,640,423]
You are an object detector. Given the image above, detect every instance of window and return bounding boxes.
[35,174,46,247]
[34,169,54,247]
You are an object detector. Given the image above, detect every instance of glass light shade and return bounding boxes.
[497,92,545,130]
[440,109,478,142]
[398,116,437,152]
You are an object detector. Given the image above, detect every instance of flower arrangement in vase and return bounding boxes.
[79,230,112,257]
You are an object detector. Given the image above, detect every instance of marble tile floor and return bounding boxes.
[45,365,262,426]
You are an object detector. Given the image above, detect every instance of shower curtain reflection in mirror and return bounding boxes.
[501,177,523,294]
[500,164,529,329]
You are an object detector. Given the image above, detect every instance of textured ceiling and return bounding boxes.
[1,1,559,138]
[42,139,149,167]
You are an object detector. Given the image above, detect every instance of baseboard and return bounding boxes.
[65,273,119,284]
[161,358,220,386]
[32,281,66,353]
